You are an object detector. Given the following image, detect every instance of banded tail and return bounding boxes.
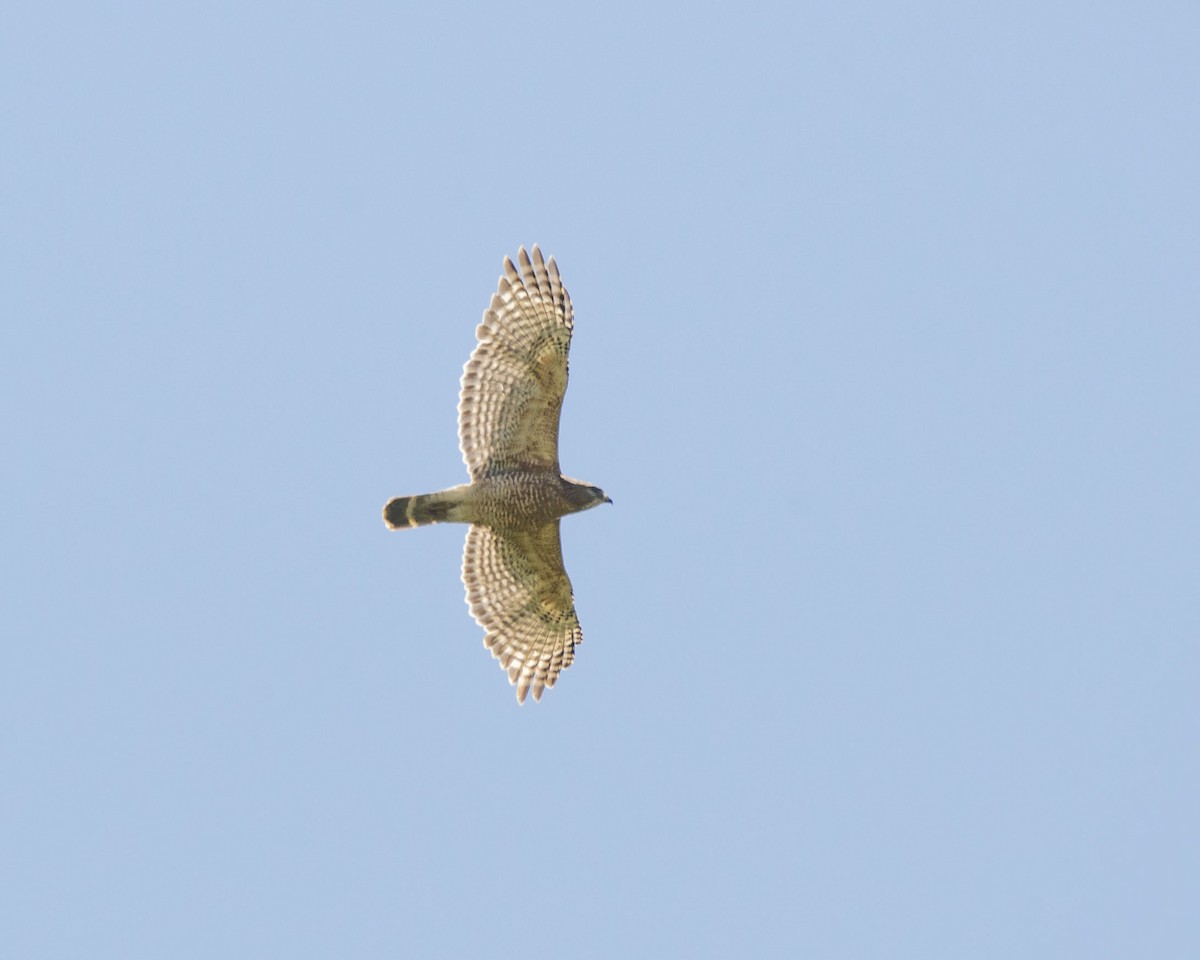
[382,488,467,530]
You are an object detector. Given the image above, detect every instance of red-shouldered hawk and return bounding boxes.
[383,246,610,703]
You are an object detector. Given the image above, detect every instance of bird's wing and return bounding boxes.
[458,245,573,480]
[462,521,583,703]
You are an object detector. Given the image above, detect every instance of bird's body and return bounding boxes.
[382,246,609,703]
[384,471,602,531]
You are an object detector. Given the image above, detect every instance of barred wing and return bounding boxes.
[458,245,573,480]
[461,522,583,703]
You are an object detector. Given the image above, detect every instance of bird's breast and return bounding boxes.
[470,472,572,527]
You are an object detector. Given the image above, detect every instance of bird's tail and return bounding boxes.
[382,488,468,530]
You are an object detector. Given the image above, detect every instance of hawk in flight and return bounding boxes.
[383,246,610,703]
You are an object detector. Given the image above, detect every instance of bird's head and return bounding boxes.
[562,476,613,511]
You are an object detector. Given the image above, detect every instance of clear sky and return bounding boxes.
[3,2,1197,957]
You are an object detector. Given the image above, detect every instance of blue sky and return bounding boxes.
[3,2,1198,957]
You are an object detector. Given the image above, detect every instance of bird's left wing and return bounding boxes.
[461,521,583,703]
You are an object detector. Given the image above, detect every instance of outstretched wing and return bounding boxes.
[458,245,573,480]
[462,521,583,703]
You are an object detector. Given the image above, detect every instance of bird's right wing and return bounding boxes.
[458,246,573,480]
[461,521,583,703]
